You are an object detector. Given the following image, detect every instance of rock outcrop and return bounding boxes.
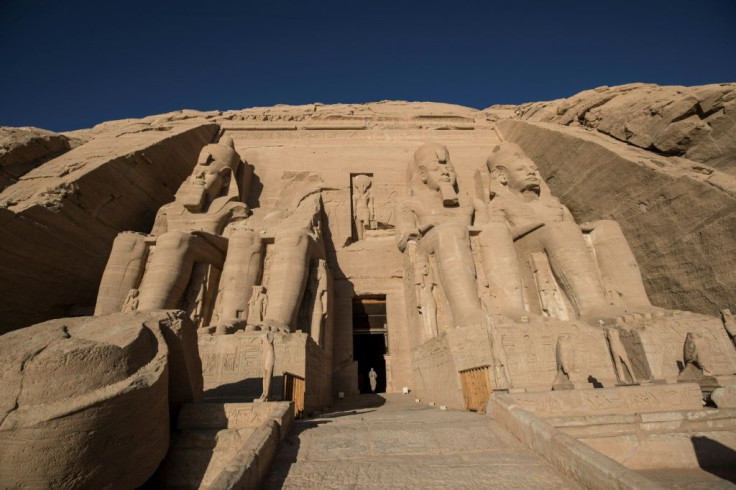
[487,83,736,175]
[0,126,82,190]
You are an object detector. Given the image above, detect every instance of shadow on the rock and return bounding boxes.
[691,435,736,484]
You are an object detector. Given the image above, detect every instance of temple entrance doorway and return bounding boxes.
[352,296,388,394]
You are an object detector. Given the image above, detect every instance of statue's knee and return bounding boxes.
[275,229,307,247]
[230,229,260,247]
[591,220,624,238]
[156,231,193,251]
[112,232,147,254]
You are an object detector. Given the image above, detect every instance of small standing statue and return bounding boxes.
[552,334,575,390]
[353,174,375,241]
[680,332,714,378]
[258,332,275,402]
[246,286,268,329]
[605,328,637,385]
[414,254,438,340]
[368,367,378,393]
[309,260,329,345]
[121,289,139,312]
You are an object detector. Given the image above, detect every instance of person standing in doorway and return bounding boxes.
[368,367,378,393]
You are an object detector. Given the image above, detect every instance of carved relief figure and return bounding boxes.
[258,332,275,401]
[605,328,637,384]
[246,285,268,327]
[95,137,247,316]
[477,142,662,325]
[352,174,375,241]
[552,334,575,390]
[414,254,438,340]
[396,143,484,328]
[121,288,139,312]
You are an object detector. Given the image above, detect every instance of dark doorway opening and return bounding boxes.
[353,296,388,394]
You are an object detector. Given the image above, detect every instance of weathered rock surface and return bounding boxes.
[487,83,736,175]
[0,121,219,331]
[0,310,201,488]
[0,126,81,190]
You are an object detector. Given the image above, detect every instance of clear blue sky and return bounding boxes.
[1,0,735,131]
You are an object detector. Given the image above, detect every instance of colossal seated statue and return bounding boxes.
[474,142,662,325]
[396,143,485,329]
[95,137,248,325]
[214,171,327,335]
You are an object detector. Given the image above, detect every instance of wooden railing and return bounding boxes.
[459,365,491,413]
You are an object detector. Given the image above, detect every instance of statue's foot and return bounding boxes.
[262,319,291,333]
[582,305,670,326]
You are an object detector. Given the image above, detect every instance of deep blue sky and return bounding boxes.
[1,0,735,131]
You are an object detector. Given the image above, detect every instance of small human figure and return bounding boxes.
[605,328,637,384]
[368,367,378,393]
[552,334,575,390]
[121,289,139,312]
[258,332,275,401]
[353,174,375,241]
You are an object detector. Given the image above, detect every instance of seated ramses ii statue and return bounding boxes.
[396,143,485,328]
[214,171,326,333]
[94,137,248,321]
[474,142,663,325]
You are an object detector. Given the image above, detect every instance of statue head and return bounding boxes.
[487,142,541,195]
[353,174,372,193]
[408,143,458,205]
[177,136,240,211]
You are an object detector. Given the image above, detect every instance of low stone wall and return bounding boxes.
[161,401,293,489]
[488,393,665,490]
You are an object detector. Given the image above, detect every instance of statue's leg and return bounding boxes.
[421,286,438,339]
[264,229,311,330]
[94,232,148,315]
[541,222,612,320]
[587,220,652,308]
[216,229,263,324]
[423,224,485,328]
[138,231,224,310]
[622,356,637,383]
[478,223,526,320]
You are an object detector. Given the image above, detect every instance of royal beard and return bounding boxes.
[439,182,458,207]
[177,182,206,212]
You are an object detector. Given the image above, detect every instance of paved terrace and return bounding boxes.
[263,394,582,489]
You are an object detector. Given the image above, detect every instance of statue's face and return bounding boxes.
[503,158,540,193]
[421,160,456,191]
[191,151,227,202]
